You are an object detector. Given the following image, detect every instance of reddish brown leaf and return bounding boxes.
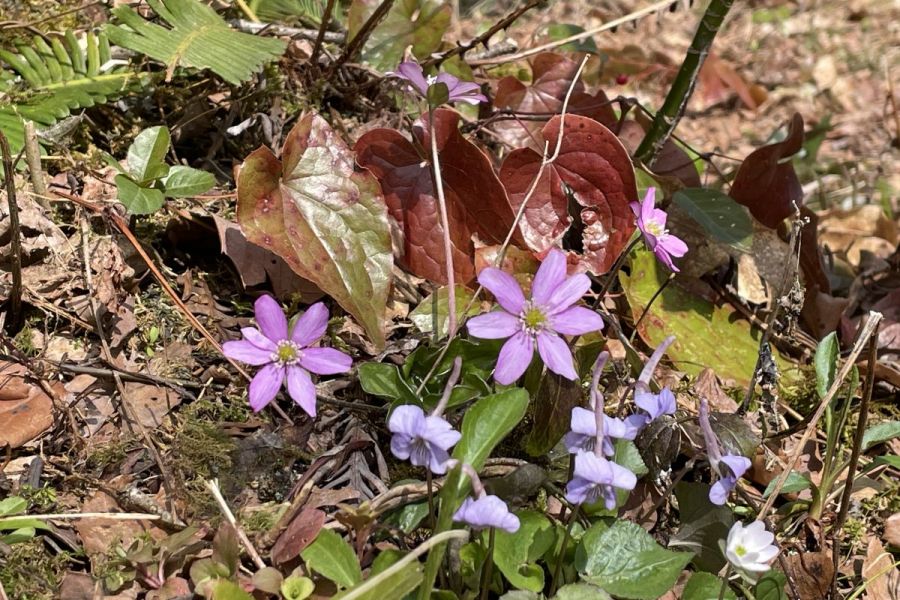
[783,551,835,600]
[0,361,55,449]
[271,508,326,565]
[237,113,393,348]
[499,114,638,274]
[730,113,805,229]
[493,52,617,149]
[696,53,765,111]
[355,108,518,284]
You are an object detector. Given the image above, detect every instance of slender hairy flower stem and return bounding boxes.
[432,357,463,417]
[634,0,736,165]
[592,236,641,310]
[718,565,732,600]
[637,335,676,388]
[629,272,675,343]
[832,324,879,597]
[550,505,581,596]
[479,528,496,600]
[429,110,459,338]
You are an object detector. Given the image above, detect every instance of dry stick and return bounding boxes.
[757,311,883,521]
[412,56,590,395]
[428,110,459,338]
[23,121,49,210]
[0,132,23,332]
[471,0,679,66]
[79,217,180,512]
[329,0,393,75]
[205,479,267,571]
[309,0,338,68]
[831,325,879,599]
[422,0,544,68]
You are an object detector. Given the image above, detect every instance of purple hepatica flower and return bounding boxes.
[563,407,642,456]
[466,248,604,384]
[698,399,752,505]
[222,296,352,417]
[389,61,487,106]
[565,451,637,509]
[388,405,461,474]
[631,188,688,272]
[453,495,520,533]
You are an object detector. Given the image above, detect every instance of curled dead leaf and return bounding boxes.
[0,361,55,449]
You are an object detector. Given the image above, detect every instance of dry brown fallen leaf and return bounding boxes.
[0,361,56,449]
[784,550,835,600]
[862,537,900,599]
[884,513,900,548]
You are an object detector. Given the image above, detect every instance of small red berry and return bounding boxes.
[616,74,629,85]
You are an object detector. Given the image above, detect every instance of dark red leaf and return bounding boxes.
[493,52,617,149]
[616,120,701,188]
[270,508,326,565]
[355,108,518,284]
[730,113,804,229]
[499,114,638,274]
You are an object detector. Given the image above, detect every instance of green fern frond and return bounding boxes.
[0,30,145,171]
[105,0,287,85]
[251,0,333,27]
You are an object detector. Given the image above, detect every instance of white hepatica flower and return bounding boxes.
[725,521,779,580]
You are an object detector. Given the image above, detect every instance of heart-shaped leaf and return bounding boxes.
[127,125,170,184]
[355,108,518,284]
[525,371,581,456]
[237,112,393,348]
[729,113,804,229]
[499,114,637,273]
[493,53,617,150]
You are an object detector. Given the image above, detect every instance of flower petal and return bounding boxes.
[709,479,731,505]
[550,306,605,335]
[654,246,677,271]
[720,455,752,479]
[291,302,329,347]
[565,476,594,505]
[426,445,452,474]
[640,188,657,225]
[569,407,597,436]
[286,366,317,417]
[434,72,462,90]
[532,248,567,305]
[388,405,425,437]
[422,416,462,450]
[299,347,352,375]
[659,234,688,258]
[390,433,413,460]
[477,268,525,314]
[493,331,533,385]
[466,310,520,339]
[222,340,273,366]
[537,331,577,380]
[254,295,288,341]
[241,327,277,351]
[546,273,592,314]
[248,363,284,412]
[395,61,429,95]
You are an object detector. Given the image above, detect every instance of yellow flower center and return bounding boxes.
[735,544,747,557]
[645,220,665,237]
[520,303,547,334]
[274,341,300,365]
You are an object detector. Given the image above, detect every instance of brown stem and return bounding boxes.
[309,0,337,68]
[831,324,879,598]
[0,131,23,332]
[330,0,394,74]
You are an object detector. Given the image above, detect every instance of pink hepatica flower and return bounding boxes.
[222,296,352,417]
[631,188,688,272]
[466,248,604,384]
[388,405,461,474]
[390,60,487,105]
[453,495,520,533]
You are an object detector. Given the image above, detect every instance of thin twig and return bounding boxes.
[309,0,338,68]
[23,121,49,210]
[0,132,23,332]
[329,0,394,74]
[423,0,543,68]
[205,479,267,570]
[429,110,459,337]
[757,311,883,520]
[831,323,879,598]
[471,0,679,66]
